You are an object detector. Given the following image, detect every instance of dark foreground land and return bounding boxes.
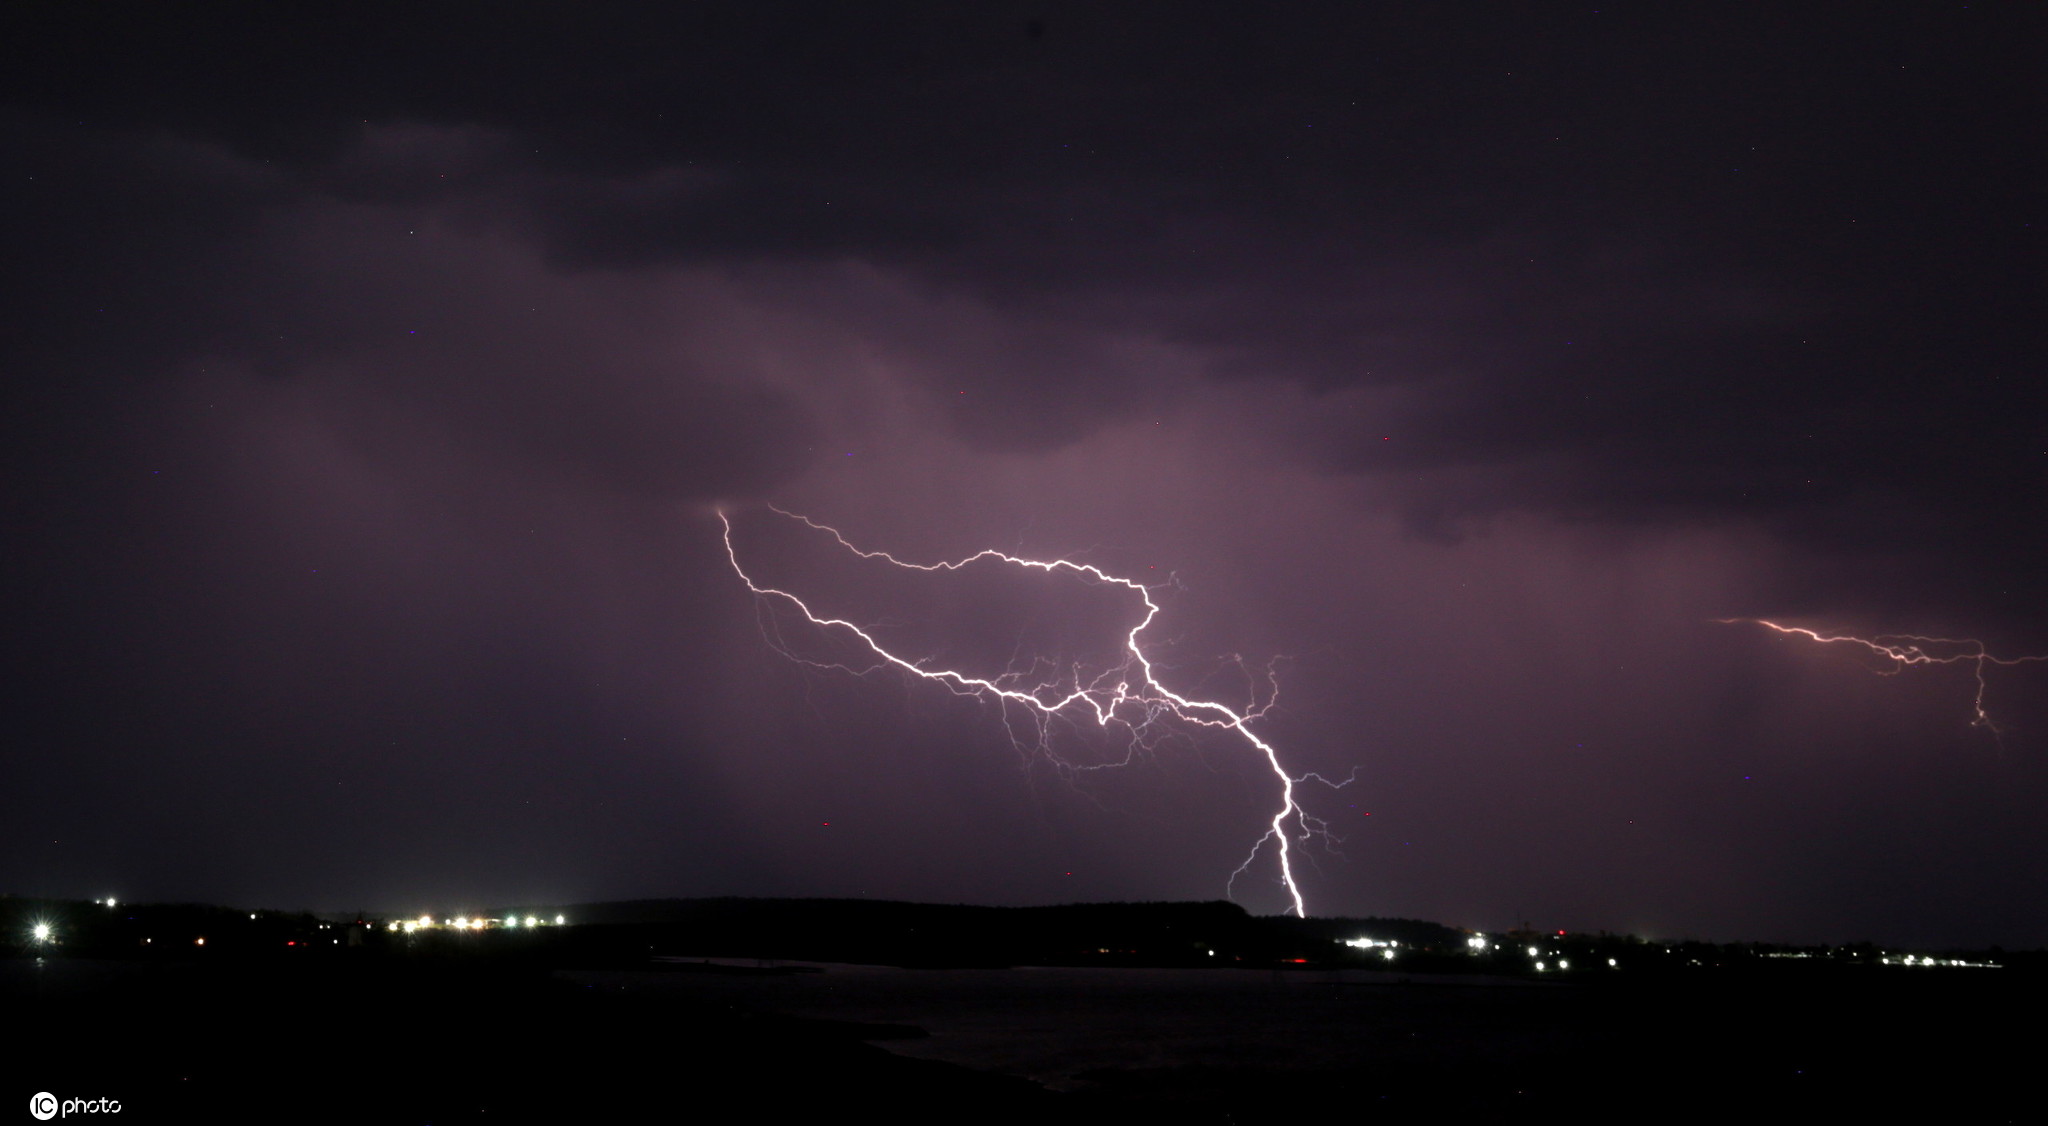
[5,897,2037,1124]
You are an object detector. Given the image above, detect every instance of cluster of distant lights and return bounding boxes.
[1348,933,2008,975]
[389,914,566,933]
[17,909,2002,972]
[1343,936,1403,962]
[24,900,568,946]
[1344,932,1611,969]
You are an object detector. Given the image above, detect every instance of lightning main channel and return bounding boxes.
[1721,618,2048,737]
[721,506,1332,917]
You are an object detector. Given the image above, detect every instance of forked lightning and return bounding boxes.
[1723,618,2048,739]
[723,507,1333,916]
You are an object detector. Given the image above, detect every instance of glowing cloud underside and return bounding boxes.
[722,507,1336,917]
[1722,618,2048,740]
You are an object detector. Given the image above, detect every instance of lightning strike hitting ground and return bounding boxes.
[722,507,1335,917]
[1722,619,2048,738]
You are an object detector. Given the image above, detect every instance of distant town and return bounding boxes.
[5,894,2029,975]
[11,892,2036,1123]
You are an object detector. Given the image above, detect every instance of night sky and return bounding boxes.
[5,4,2045,947]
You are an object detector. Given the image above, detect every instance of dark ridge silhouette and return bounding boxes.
[6,893,2039,1123]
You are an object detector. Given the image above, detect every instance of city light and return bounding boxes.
[32,923,51,942]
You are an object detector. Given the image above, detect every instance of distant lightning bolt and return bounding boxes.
[1721,618,2048,738]
[722,506,1339,917]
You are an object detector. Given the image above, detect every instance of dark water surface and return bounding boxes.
[570,962,1574,1088]
[9,955,2033,1122]
[572,958,2035,1121]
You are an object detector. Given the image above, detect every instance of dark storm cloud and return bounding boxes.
[0,115,817,497]
[87,0,2023,610]
[12,4,2036,552]
[0,85,826,907]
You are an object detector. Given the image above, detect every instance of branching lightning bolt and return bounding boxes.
[722,506,1341,917]
[1721,618,2048,739]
